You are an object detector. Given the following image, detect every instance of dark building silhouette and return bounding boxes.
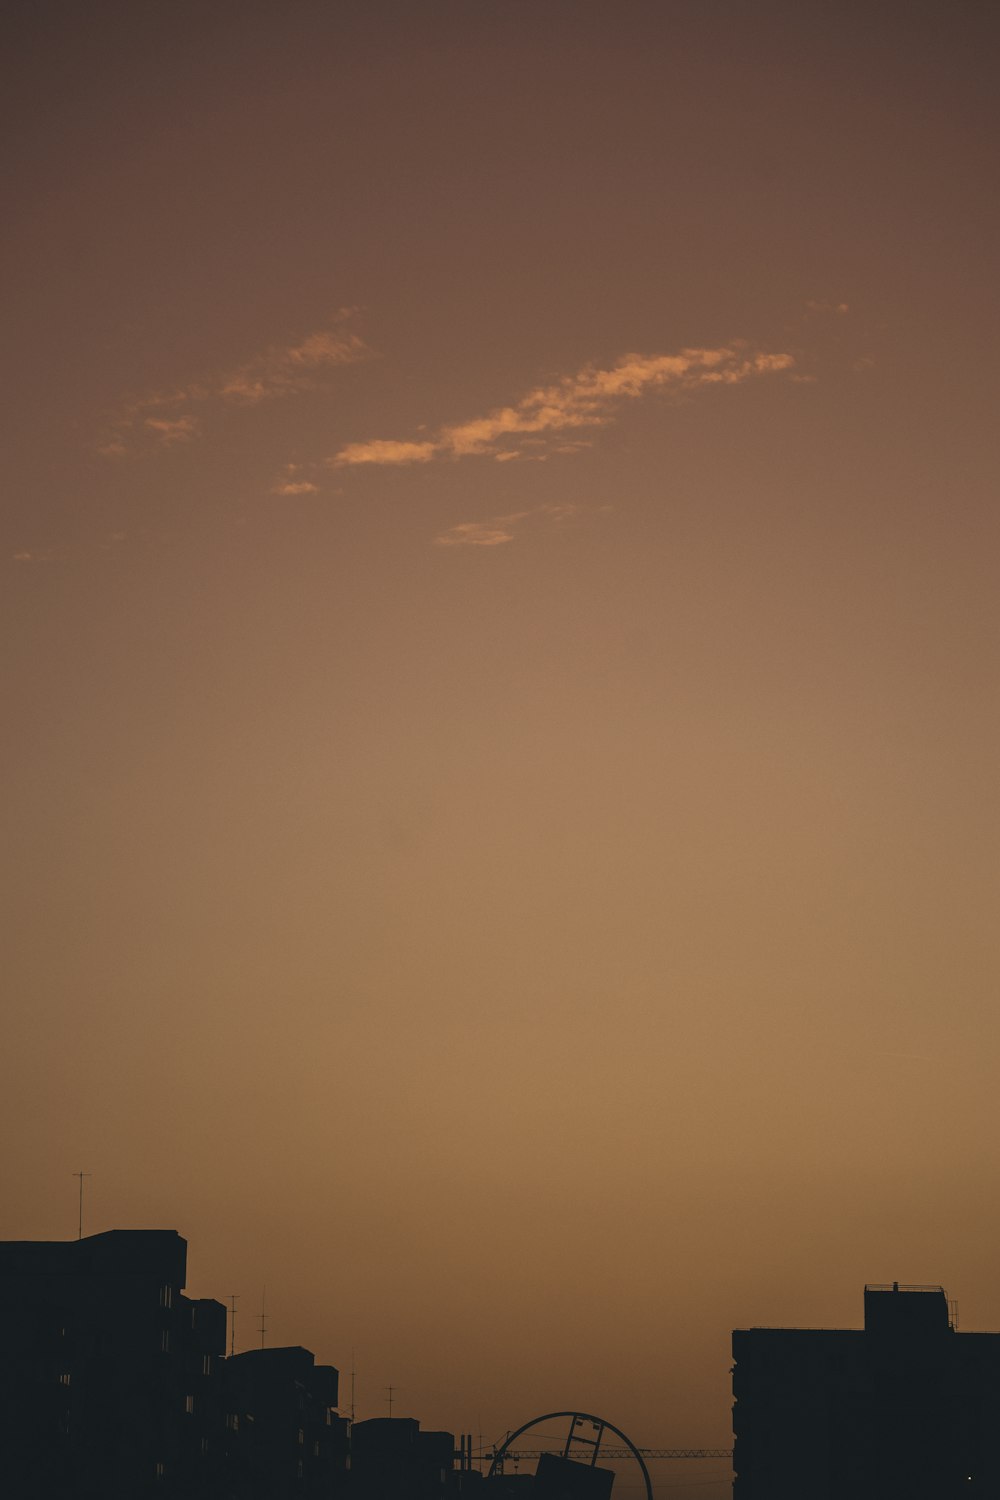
[732,1282,1000,1499]
[222,1345,348,1497]
[351,1415,462,1497]
[0,1225,629,1497]
[0,1229,226,1498]
[531,1452,615,1497]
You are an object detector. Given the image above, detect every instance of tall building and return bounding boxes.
[732,1282,1000,1499]
[0,1229,226,1498]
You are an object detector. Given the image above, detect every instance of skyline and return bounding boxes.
[4,5,999,1494]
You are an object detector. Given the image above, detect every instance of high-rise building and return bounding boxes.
[732,1282,1000,1499]
[0,1229,226,1498]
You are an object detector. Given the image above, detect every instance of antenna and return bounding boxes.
[350,1350,356,1424]
[258,1288,267,1349]
[229,1295,239,1358]
[386,1384,395,1418]
[72,1172,92,1240]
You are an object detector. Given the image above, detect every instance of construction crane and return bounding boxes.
[493,1447,732,1460]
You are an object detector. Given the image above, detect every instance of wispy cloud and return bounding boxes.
[435,513,530,547]
[269,461,322,496]
[272,480,320,496]
[100,312,371,456]
[805,299,850,316]
[434,501,607,548]
[215,325,369,405]
[335,439,438,467]
[334,343,795,469]
[143,414,200,445]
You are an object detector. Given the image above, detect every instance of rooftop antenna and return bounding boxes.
[229,1295,239,1357]
[386,1384,395,1418]
[350,1351,356,1424]
[258,1287,267,1350]
[72,1172,91,1240]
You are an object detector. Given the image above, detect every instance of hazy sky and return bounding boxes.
[3,2,998,1491]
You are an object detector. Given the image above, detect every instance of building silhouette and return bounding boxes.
[222,1345,348,1496]
[0,1229,226,1498]
[531,1453,615,1497]
[0,1228,493,1497]
[732,1282,1000,1498]
[351,1416,462,1497]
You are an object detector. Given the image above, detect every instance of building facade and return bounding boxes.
[0,1229,226,1498]
[732,1282,1000,1498]
[222,1344,348,1497]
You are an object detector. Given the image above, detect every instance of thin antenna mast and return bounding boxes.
[258,1287,267,1349]
[229,1295,239,1357]
[386,1385,395,1418]
[350,1351,356,1424]
[72,1172,91,1240]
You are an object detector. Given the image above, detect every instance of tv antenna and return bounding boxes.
[72,1172,91,1240]
[229,1295,239,1357]
[258,1288,267,1349]
[386,1384,396,1418]
[350,1351,356,1423]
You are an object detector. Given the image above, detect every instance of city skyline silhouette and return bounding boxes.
[4,4,999,1496]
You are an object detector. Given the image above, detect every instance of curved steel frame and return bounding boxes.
[486,1410,653,1500]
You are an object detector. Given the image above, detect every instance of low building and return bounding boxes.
[532,1452,615,1497]
[351,1415,460,1498]
[222,1344,348,1497]
[732,1282,1000,1499]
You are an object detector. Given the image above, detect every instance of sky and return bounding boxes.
[2,1,998,1491]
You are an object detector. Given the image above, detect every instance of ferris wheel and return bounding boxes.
[485,1410,654,1500]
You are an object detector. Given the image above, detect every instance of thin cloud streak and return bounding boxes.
[100,314,371,455]
[335,344,795,468]
[434,501,607,548]
[142,415,200,445]
[435,513,530,548]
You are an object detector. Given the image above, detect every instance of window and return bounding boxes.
[159,1285,173,1309]
[184,1395,195,1415]
[297,1460,304,1478]
[155,1461,166,1480]
[202,1354,211,1376]
[201,1438,210,1457]
[226,1413,239,1432]
[161,1330,170,1354]
[59,1373,71,1386]
[298,1428,305,1446]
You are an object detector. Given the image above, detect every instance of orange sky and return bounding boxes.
[3,4,998,1493]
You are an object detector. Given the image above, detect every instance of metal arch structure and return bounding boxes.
[486,1410,654,1500]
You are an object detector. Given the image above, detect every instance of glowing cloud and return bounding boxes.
[99,315,371,455]
[335,439,438,467]
[334,344,795,467]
